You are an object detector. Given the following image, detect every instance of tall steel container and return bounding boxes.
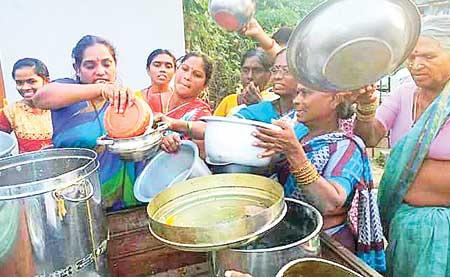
[0,148,108,276]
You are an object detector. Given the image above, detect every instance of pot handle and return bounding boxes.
[55,180,95,202]
[96,136,114,146]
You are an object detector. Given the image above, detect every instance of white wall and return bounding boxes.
[0,0,185,102]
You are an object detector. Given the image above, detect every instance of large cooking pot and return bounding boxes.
[276,258,360,277]
[0,131,15,158]
[208,0,256,32]
[0,148,108,276]
[202,116,281,167]
[209,198,323,277]
[287,0,420,92]
[134,140,211,203]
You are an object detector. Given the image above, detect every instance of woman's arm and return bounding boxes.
[241,18,282,58]
[254,120,347,213]
[33,82,135,113]
[404,159,450,206]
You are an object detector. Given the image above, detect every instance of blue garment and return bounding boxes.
[233,101,308,139]
[51,78,142,211]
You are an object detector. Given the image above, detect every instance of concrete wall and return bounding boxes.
[0,0,185,102]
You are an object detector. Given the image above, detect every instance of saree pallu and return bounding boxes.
[52,100,141,211]
[378,82,450,276]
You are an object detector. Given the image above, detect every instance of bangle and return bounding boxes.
[291,161,320,186]
[263,39,275,51]
[186,121,193,138]
[356,101,378,115]
[356,109,375,122]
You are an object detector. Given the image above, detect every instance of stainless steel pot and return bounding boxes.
[0,131,15,158]
[96,123,167,162]
[205,157,274,177]
[0,148,108,276]
[209,198,323,277]
[208,0,256,31]
[287,0,420,92]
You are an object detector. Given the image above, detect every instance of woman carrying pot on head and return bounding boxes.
[353,15,450,277]
[32,35,140,212]
[141,49,176,99]
[253,84,386,273]
[213,48,273,116]
[0,58,52,153]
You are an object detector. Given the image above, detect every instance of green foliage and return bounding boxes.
[183,0,322,107]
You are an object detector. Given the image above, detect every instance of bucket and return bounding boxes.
[0,148,108,276]
[134,140,211,202]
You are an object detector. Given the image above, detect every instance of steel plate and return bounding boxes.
[147,173,286,252]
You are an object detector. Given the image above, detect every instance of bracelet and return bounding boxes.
[291,161,320,186]
[356,101,378,115]
[356,109,376,122]
[263,39,275,51]
[186,121,193,138]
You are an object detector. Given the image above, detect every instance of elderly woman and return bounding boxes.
[141,49,176,97]
[0,58,52,153]
[32,35,138,211]
[213,48,273,116]
[353,15,450,276]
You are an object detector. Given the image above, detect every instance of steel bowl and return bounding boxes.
[96,123,167,162]
[276,258,361,277]
[287,0,421,92]
[208,0,256,32]
[0,131,16,158]
[147,173,286,252]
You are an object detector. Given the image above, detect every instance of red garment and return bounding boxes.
[0,101,52,153]
[147,92,212,121]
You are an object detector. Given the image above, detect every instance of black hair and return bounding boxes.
[336,101,356,119]
[240,48,273,72]
[71,35,117,70]
[146,49,176,69]
[272,26,293,46]
[12,58,50,80]
[178,52,214,85]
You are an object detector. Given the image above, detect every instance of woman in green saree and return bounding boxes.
[353,15,450,276]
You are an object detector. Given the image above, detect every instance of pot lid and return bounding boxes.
[104,98,153,138]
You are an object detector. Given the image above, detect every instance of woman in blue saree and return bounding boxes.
[354,15,450,276]
[32,35,140,211]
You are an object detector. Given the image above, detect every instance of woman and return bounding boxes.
[148,52,213,124]
[141,49,176,99]
[353,15,450,276]
[254,84,386,272]
[214,48,273,116]
[0,58,52,153]
[32,35,138,211]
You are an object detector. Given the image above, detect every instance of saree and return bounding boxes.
[51,79,141,211]
[280,133,386,272]
[378,82,450,276]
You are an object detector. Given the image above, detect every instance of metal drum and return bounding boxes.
[209,198,323,277]
[0,131,16,158]
[0,148,108,276]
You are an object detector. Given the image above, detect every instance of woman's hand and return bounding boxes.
[352,84,378,105]
[237,82,263,105]
[101,83,135,113]
[161,134,181,153]
[239,18,264,39]
[224,270,252,277]
[253,119,306,163]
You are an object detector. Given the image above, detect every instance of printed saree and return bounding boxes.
[378,82,450,276]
